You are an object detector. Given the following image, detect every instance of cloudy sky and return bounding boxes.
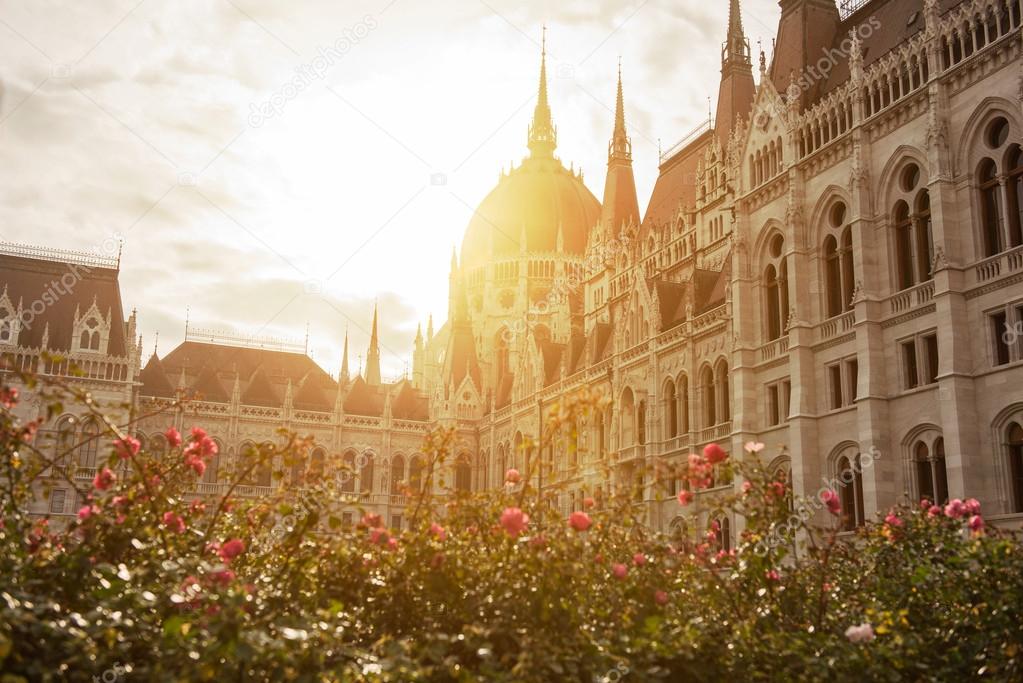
[0,0,783,379]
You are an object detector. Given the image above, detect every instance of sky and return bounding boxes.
[0,0,785,380]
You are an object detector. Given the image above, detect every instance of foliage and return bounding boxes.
[0,375,1021,682]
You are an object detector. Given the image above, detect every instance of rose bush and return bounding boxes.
[0,373,1021,681]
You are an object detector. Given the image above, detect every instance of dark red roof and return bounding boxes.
[0,251,129,356]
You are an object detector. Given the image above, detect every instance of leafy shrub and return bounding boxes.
[0,375,1021,681]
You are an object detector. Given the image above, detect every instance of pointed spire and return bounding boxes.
[340,327,350,383]
[609,59,631,162]
[723,0,750,67]
[527,26,557,159]
[427,314,434,340]
[366,304,381,386]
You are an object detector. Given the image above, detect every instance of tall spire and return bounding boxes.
[600,62,640,234]
[340,327,350,383]
[366,305,381,386]
[527,26,557,159]
[723,0,750,68]
[609,59,631,163]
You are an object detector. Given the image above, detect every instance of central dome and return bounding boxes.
[459,156,601,272]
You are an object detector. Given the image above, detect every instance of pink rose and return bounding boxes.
[218,538,245,562]
[703,443,728,465]
[884,513,903,528]
[500,507,529,538]
[77,505,95,521]
[654,590,668,605]
[820,490,841,516]
[505,468,521,484]
[964,498,981,515]
[583,496,595,509]
[165,427,182,448]
[744,441,765,453]
[612,563,628,580]
[741,481,753,493]
[944,499,965,519]
[368,528,389,545]
[210,568,235,585]
[632,552,646,567]
[0,386,19,408]
[162,511,186,533]
[765,569,781,582]
[568,511,592,532]
[186,456,206,477]
[677,490,694,506]
[429,522,447,541]
[92,467,116,491]
[114,436,141,460]
[190,427,208,441]
[927,505,942,517]
[968,514,984,533]
[361,513,384,529]
[386,537,399,551]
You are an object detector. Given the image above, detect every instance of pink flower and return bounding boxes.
[919,498,932,510]
[654,590,668,605]
[744,441,765,453]
[162,511,186,533]
[768,481,786,498]
[77,505,95,521]
[92,467,116,491]
[884,513,903,528]
[190,427,208,442]
[218,538,245,562]
[504,468,521,484]
[964,498,981,515]
[765,569,781,582]
[633,552,646,567]
[703,443,728,465]
[568,511,592,532]
[368,528,389,545]
[677,490,694,506]
[820,490,841,516]
[845,623,875,644]
[968,515,984,533]
[927,505,942,517]
[0,386,19,408]
[583,496,595,509]
[500,507,529,538]
[186,456,206,477]
[165,427,182,448]
[612,563,628,580]
[741,481,753,493]
[361,513,384,529]
[386,537,399,551]
[114,436,141,460]
[209,568,235,586]
[429,522,447,541]
[944,498,966,519]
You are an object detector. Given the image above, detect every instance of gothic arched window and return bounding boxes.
[700,366,716,428]
[78,418,100,468]
[914,438,948,505]
[980,157,1005,257]
[836,455,865,531]
[1006,144,1023,248]
[360,451,375,494]
[824,201,856,318]
[408,455,425,496]
[763,234,788,340]
[455,454,472,492]
[915,191,934,283]
[390,454,405,494]
[340,451,357,494]
[664,379,678,439]
[1008,422,1023,513]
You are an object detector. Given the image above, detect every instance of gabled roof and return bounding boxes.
[537,338,564,386]
[293,372,332,412]
[0,251,130,356]
[391,380,429,421]
[192,364,230,403]
[139,353,175,398]
[241,366,278,407]
[344,376,384,417]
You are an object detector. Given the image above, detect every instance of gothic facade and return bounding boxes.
[5,0,1023,540]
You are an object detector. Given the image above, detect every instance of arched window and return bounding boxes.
[915,191,934,283]
[824,202,856,318]
[914,439,948,505]
[340,451,357,494]
[621,388,636,446]
[664,379,678,439]
[479,452,488,490]
[637,400,647,445]
[54,417,76,468]
[700,366,716,428]
[203,440,222,484]
[824,235,842,317]
[711,515,731,552]
[836,455,865,531]
[408,456,425,496]
[1006,145,1023,248]
[763,234,788,340]
[595,411,606,456]
[455,454,472,492]
[715,360,730,423]
[390,454,405,494]
[254,442,273,487]
[149,434,168,459]
[678,375,690,433]
[1008,423,1023,513]
[78,418,100,468]
[765,264,781,339]
[894,200,916,289]
[979,158,1004,257]
[769,458,794,512]
[360,451,375,494]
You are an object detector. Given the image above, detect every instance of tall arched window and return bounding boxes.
[307,447,326,483]
[894,200,916,290]
[340,451,357,494]
[621,388,636,446]
[980,158,1004,257]
[479,452,488,490]
[637,400,647,445]
[915,191,934,283]
[914,439,948,505]
[1005,145,1023,248]
[836,455,865,531]
[254,442,273,487]
[54,417,76,468]
[595,411,606,457]
[664,379,678,439]
[390,454,405,494]
[824,235,842,317]
[1008,422,1023,513]
[700,366,716,428]
[360,452,375,494]
[678,375,690,433]
[763,234,788,340]
[455,454,472,492]
[715,360,730,423]
[711,516,731,552]
[408,455,425,495]
[78,418,100,468]
[203,440,222,484]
